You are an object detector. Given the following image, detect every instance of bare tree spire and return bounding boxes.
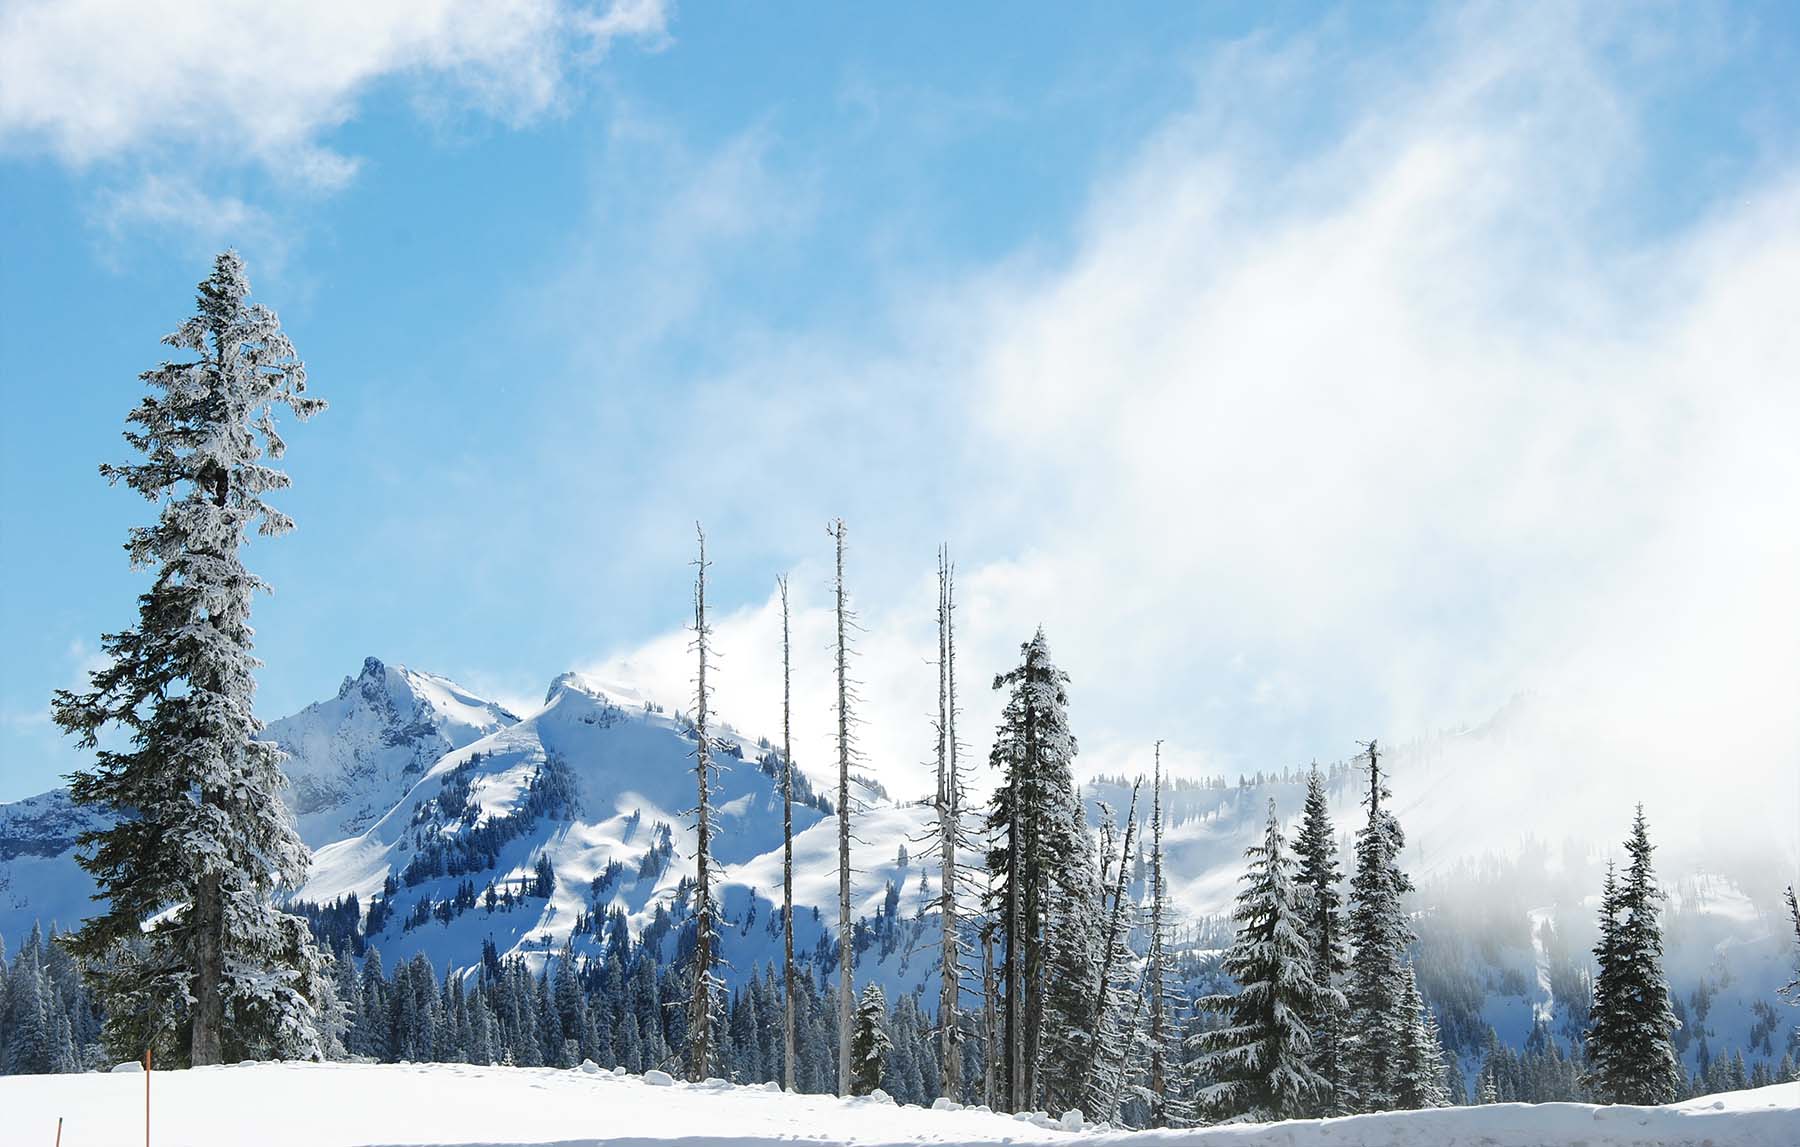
[686,522,721,1079]
[830,518,856,1097]
[936,546,965,1099]
[1147,740,1170,1127]
[1084,777,1141,1106]
[778,572,797,1092]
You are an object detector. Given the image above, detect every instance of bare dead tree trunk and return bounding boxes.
[1148,741,1168,1127]
[687,523,717,1080]
[1082,779,1140,1092]
[937,548,963,1100]
[982,923,999,1110]
[778,573,797,1092]
[830,518,854,1097]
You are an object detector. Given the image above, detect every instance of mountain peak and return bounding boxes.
[336,655,390,701]
[275,659,518,843]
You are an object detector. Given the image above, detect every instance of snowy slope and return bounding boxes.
[2,1061,1794,1147]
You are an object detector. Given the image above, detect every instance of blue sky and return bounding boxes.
[2,3,1798,831]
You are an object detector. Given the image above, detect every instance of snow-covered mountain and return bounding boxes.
[2,658,1795,1081]
[270,657,520,846]
[293,666,943,1008]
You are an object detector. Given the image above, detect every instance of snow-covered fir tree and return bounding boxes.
[52,250,328,1066]
[1585,862,1624,1093]
[1293,764,1349,1115]
[850,982,891,1095]
[1191,799,1336,1123]
[1394,965,1449,1109]
[1584,806,1682,1105]
[983,628,1083,1113]
[1342,739,1415,1112]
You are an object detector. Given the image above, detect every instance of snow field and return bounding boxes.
[0,1062,1794,1147]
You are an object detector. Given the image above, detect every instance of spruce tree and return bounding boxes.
[1293,764,1348,1114]
[1394,965,1449,1109]
[984,628,1080,1112]
[53,250,327,1066]
[850,982,891,1095]
[1584,862,1623,1092]
[1585,806,1682,1105]
[1342,739,1414,1112]
[1191,800,1335,1123]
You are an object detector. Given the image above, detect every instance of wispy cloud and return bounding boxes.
[568,6,1800,859]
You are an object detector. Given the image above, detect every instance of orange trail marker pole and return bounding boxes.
[54,1116,62,1146]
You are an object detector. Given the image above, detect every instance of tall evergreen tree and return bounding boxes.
[1192,800,1335,1123]
[1342,739,1414,1112]
[53,250,328,1066]
[1293,764,1348,1114]
[1585,806,1682,1105]
[984,628,1080,1112]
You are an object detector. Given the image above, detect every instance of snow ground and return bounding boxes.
[2,1062,1795,1147]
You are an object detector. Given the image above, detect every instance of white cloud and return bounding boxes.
[90,173,282,264]
[0,0,669,186]
[574,0,671,54]
[574,6,1800,860]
